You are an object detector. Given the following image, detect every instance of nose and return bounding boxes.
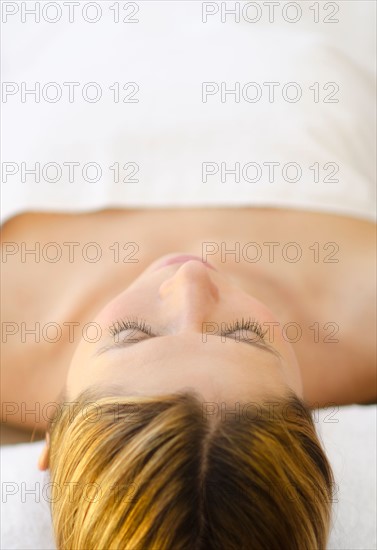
[158,260,220,330]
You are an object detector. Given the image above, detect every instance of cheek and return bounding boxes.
[238,295,281,325]
[92,291,149,326]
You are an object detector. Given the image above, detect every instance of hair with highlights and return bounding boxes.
[47,388,334,550]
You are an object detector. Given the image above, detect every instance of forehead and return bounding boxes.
[78,334,286,403]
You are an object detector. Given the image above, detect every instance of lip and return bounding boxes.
[153,254,217,271]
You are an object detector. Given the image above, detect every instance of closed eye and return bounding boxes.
[109,316,267,341]
[94,318,281,359]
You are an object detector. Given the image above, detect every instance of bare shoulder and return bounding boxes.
[0,423,42,445]
[303,216,376,406]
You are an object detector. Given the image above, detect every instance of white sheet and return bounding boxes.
[2,1,376,223]
[1,404,376,550]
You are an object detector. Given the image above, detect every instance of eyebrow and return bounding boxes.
[93,334,282,361]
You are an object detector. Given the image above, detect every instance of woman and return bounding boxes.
[1,204,375,549]
[1,3,376,548]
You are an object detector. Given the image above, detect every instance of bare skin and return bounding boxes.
[1,207,376,443]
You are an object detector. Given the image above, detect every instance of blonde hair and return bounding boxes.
[47,388,334,549]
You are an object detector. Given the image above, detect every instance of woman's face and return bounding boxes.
[66,254,303,405]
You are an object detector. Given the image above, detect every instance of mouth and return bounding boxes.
[153,254,217,272]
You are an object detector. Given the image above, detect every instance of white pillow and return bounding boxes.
[1,404,376,549]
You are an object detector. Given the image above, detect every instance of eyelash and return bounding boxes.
[108,316,267,339]
[109,317,152,337]
[222,317,267,339]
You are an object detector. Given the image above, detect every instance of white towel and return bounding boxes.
[2,1,376,224]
